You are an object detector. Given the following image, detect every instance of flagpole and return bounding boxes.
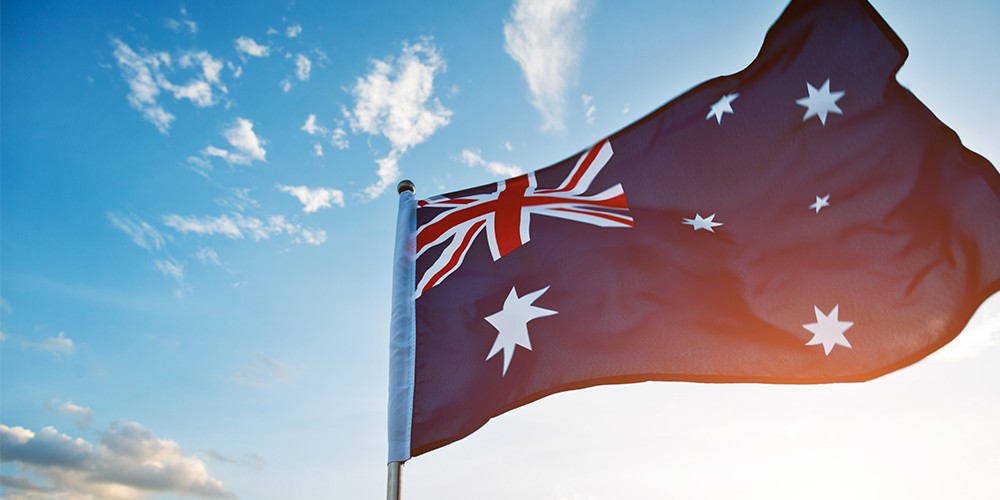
[387,179,416,500]
[387,461,403,500]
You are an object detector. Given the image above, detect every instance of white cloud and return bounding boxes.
[0,422,234,499]
[200,118,267,166]
[286,24,303,38]
[301,114,325,135]
[214,188,259,213]
[162,213,325,245]
[193,248,221,266]
[0,331,8,343]
[234,36,270,57]
[364,151,402,201]
[36,332,74,357]
[48,400,94,429]
[331,127,349,150]
[164,6,198,34]
[107,213,166,251]
[276,185,345,213]
[582,93,596,125]
[347,38,451,198]
[622,103,630,114]
[155,259,186,283]
[230,354,288,388]
[223,118,266,162]
[458,148,523,177]
[504,0,584,131]
[505,140,513,152]
[297,228,327,245]
[280,78,292,93]
[313,143,324,157]
[295,54,311,81]
[110,39,227,133]
[111,39,175,133]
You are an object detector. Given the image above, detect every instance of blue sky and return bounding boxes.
[1,1,998,499]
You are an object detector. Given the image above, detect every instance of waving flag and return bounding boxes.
[388,0,1000,461]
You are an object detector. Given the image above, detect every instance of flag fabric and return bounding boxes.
[388,0,1000,461]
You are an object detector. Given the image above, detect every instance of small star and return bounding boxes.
[485,286,558,376]
[706,93,739,124]
[803,305,854,356]
[810,194,830,213]
[682,213,723,232]
[796,79,844,125]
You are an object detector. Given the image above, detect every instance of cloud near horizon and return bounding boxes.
[0,422,234,499]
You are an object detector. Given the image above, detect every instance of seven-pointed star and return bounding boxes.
[796,78,844,125]
[682,213,723,232]
[803,305,854,355]
[485,286,558,376]
[810,194,831,213]
[706,93,739,124]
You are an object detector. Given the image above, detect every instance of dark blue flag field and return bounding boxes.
[388,0,1000,461]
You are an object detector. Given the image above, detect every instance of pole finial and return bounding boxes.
[397,180,415,195]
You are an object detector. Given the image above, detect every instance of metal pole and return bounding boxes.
[387,461,403,500]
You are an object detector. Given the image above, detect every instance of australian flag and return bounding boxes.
[388,0,1000,461]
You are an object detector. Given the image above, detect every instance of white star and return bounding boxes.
[796,79,844,125]
[810,194,830,213]
[706,93,739,124]
[485,286,558,376]
[682,213,723,232]
[803,305,854,355]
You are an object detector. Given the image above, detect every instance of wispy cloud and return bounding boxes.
[164,6,198,34]
[234,36,270,58]
[110,39,228,133]
[294,54,311,81]
[313,143,324,157]
[0,422,234,498]
[108,212,167,251]
[504,0,584,131]
[162,213,326,245]
[458,148,523,177]
[285,24,303,38]
[302,115,349,151]
[276,185,345,213]
[331,127,349,150]
[193,248,221,266]
[230,354,288,388]
[582,94,596,125]
[347,38,452,198]
[48,400,94,429]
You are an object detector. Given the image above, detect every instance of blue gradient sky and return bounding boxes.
[2,1,997,499]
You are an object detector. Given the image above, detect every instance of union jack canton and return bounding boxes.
[414,139,634,297]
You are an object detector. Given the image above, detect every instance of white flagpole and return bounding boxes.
[387,180,416,500]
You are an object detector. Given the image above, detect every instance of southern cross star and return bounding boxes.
[485,286,558,376]
[810,194,830,213]
[682,213,723,232]
[803,305,854,355]
[796,78,844,125]
[706,93,739,124]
